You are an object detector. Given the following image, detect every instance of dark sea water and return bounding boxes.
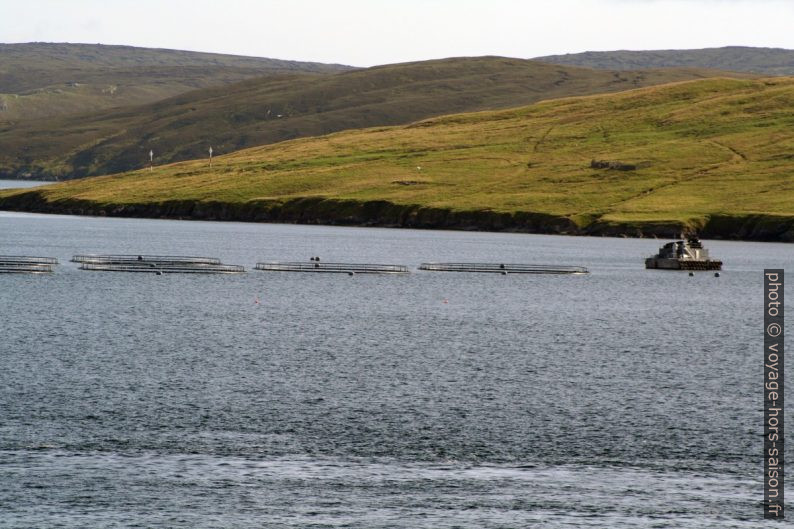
[0,207,791,528]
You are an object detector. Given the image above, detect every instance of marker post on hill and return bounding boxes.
[149,150,153,172]
[209,146,213,168]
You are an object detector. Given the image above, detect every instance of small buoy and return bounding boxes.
[315,263,320,268]
[688,272,694,277]
[442,299,449,304]
[501,271,507,275]
[714,272,720,277]
[155,271,163,276]
[254,296,260,304]
[316,257,321,262]
[348,271,354,277]
[310,257,315,261]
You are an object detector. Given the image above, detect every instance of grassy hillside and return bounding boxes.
[0,43,351,121]
[537,46,794,75]
[0,56,753,180]
[3,77,793,241]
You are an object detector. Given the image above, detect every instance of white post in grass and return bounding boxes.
[209,146,213,168]
[149,150,153,172]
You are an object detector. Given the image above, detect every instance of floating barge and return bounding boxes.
[418,262,589,274]
[255,261,410,274]
[0,256,58,274]
[645,238,722,271]
[73,254,244,274]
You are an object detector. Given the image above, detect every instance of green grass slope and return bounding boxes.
[537,46,794,75]
[0,56,753,180]
[3,77,793,241]
[0,42,352,121]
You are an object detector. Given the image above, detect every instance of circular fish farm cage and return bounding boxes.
[0,256,59,274]
[71,254,222,265]
[418,262,589,274]
[255,261,410,275]
[73,255,244,274]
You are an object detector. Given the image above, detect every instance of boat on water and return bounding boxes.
[645,237,722,271]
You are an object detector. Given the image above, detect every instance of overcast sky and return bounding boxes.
[2,0,793,67]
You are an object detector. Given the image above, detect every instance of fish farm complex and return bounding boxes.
[2,247,730,276]
[0,255,593,276]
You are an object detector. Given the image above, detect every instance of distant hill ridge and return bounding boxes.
[0,43,350,80]
[535,46,794,75]
[0,42,353,120]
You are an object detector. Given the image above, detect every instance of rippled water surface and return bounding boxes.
[0,210,790,528]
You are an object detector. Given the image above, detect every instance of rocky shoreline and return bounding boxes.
[1,190,793,242]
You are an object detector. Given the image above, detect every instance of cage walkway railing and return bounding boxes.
[79,263,245,274]
[255,261,410,274]
[0,263,57,274]
[0,256,59,265]
[0,255,58,274]
[418,262,589,274]
[71,254,222,265]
